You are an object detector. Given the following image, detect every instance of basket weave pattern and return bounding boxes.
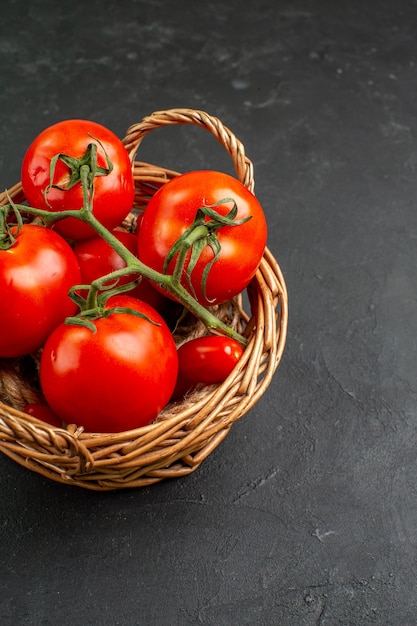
[0,108,288,490]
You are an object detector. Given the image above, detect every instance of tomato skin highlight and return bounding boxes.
[0,224,81,357]
[39,295,178,433]
[137,170,267,306]
[73,229,168,314]
[21,119,135,240]
[173,335,244,398]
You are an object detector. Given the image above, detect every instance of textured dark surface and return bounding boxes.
[1,1,417,624]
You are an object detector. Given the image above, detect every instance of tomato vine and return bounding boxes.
[4,182,249,347]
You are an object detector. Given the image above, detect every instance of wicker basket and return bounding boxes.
[0,108,288,491]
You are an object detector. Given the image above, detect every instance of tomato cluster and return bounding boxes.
[0,118,267,433]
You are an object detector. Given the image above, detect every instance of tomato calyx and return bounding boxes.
[0,202,23,250]
[164,198,252,302]
[66,277,159,333]
[44,139,113,212]
[66,304,159,333]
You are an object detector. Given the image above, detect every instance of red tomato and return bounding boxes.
[173,335,244,398]
[21,119,134,240]
[72,229,168,313]
[39,295,178,432]
[0,224,81,357]
[137,170,267,306]
[24,403,63,428]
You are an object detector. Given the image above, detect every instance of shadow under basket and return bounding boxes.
[0,108,288,491]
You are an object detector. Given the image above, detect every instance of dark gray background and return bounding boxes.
[1,1,417,624]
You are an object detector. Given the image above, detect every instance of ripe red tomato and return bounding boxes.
[0,224,81,357]
[21,119,134,240]
[137,170,267,306]
[72,229,168,313]
[24,403,63,428]
[173,335,244,398]
[39,295,178,432]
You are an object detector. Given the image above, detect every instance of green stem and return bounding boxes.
[171,224,209,284]
[80,163,93,212]
[85,281,99,310]
[5,202,247,346]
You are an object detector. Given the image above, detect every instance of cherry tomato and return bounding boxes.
[0,224,81,357]
[173,335,244,398]
[24,403,63,428]
[39,295,178,432]
[21,119,134,240]
[137,170,267,306]
[72,229,168,313]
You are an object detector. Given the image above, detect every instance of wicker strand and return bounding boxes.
[123,108,255,192]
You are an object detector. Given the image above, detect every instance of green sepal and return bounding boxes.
[64,305,159,333]
[43,137,113,208]
[0,194,25,250]
[64,315,98,333]
[95,277,142,305]
[67,285,91,310]
[163,197,252,302]
[99,306,160,326]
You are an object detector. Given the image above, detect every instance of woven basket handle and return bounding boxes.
[122,108,255,193]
